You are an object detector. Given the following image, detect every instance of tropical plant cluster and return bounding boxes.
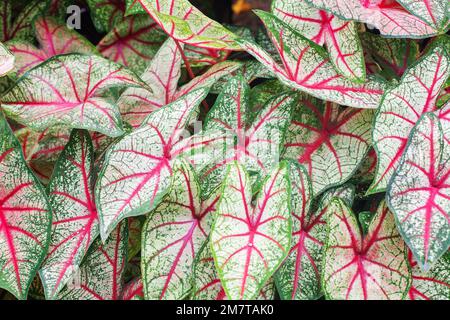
[0,0,449,300]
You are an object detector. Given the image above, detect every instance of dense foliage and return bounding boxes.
[0,0,449,300]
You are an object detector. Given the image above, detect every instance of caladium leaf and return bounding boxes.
[387,113,450,270]
[194,77,296,198]
[57,222,128,300]
[39,130,99,300]
[323,199,411,300]
[97,14,167,74]
[15,127,70,183]
[274,162,322,300]
[141,159,219,300]
[0,42,14,76]
[125,0,146,15]
[396,0,450,32]
[0,1,47,42]
[0,112,52,300]
[96,88,209,241]
[121,277,144,300]
[1,54,145,137]
[117,37,240,127]
[305,0,440,37]
[371,44,450,194]
[272,0,365,82]
[211,162,291,300]
[134,0,240,50]
[192,241,275,300]
[237,11,385,109]
[361,33,420,80]
[86,0,126,33]
[407,251,450,300]
[284,97,373,196]
[8,16,97,77]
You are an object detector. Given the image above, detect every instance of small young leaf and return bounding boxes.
[211,162,291,300]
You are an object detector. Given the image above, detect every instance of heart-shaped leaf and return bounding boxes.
[8,16,97,76]
[134,0,240,50]
[97,14,167,74]
[86,0,126,33]
[141,159,219,300]
[96,88,209,241]
[0,42,14,76]
[211,162,291,300]
[0,112,52,300]
[387,112,450,270]
[57,222,128,300]
[273,0,366,82]
[39,130,99,300]
[1,54,144,137]
[237,11,385,109]
[305,0,441,37]
[284,97,373,196]
[192,241,275,300]
[0,1,47,42]
[371,43,450,194]
[322,199,411,300]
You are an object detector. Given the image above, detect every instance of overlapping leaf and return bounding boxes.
[211,162,291,300]
[121,277,144,300]
[1,54,144,137]
[273,0,365,82]
[322,199,411,300]
[57,223,128,300]
[0,42,14,76]
[192,242,275,300]
[387,113,450,270]
[371,44,450,194]
[39,130,99,300]
[305,0,442,37]
[361,33,419,80]
[237,11,385,109]
[397,0,450,32]
[15,127,70,183]
[407,251,449,300]
[141,159,219,300]
[96,88,209,241]
[97,14,167,74]
[8,17,96,76]
[117,38,240,127]
[0,1,47,42]
[86,0,126,33]
[0,112,52,300]
[183,77,296,198]
[284,97,373,196]
[134,0,240,50]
